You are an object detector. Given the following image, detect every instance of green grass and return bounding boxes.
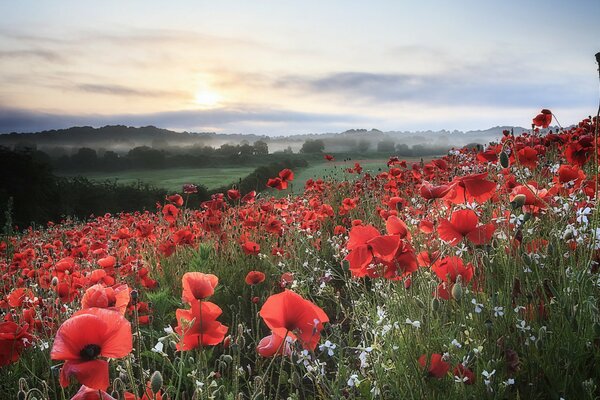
[56,167,256,192]
[290,156,434,193]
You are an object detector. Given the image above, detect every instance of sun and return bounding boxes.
[193,89,221,108]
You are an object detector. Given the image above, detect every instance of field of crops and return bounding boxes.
[2,110,600,399]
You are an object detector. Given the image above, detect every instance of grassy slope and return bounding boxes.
[56,167,256,192]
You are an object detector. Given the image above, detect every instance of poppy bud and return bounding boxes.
[485,319,493,333]
[511,194,526,209]
[252,296,260,304]
[151,370,163,394]
[500,151,510,168]
[431,297,440,312]
[451,283,463,300]
[522,213,531,222]
[17,390,26,400]
[404,278,412,290]
[130,289,139,305]
[223,335,231,349]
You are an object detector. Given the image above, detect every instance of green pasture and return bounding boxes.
[56,167,255,192]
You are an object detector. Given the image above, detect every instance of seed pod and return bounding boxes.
[511,194,526,209]
[150,371,163,394]
[500,151,510,168]
[451,283,463,300]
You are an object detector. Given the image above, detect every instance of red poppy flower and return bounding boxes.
[242,190,256,203]
[51,308,132,390]
[432,256,474,284]
[167,194,184,207]
[437,209,495,246]
[81,284,130,315]
[344,225,401,277]
[97,256,116,269]
[182,272,218,303]
[419,182,454,200]
[516,146,538,170]
[324,154,335,161]
[71,385,116,400]
[449,173,496,204]
[259,290,329,350]
[279,168,294,183]
[124,382,164,400]
[557,165,585,185]
[257,333,293,357]
[532,109,552,128]
[267,177,284,190]
[175,301,228,350]
[242,241,260,256]
[419,353,450,379]
[245,271,266,285]
[162,204,179,225]
[0,321,33,367]
[227,189,241,200]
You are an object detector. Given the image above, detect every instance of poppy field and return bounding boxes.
[1,110,600,399]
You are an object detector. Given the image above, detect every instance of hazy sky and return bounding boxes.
[1,0,598,135]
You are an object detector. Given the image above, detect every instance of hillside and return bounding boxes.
[0,111,598,399]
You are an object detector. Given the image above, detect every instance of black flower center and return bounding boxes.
[80,344,101,361]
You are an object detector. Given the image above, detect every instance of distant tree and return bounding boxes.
[128,146,166,169]
[239,143,254,157]
[356,139,370,153]
[395,143,412,156]
[71,147,98,170]
[283,146,294,154]
[377,140,396,153]
[300,139,324,154]
[253,140,269,156]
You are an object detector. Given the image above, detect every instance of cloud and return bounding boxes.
[0,106,368,135]
[75,83,183,98]
[275,70,593,108]
[0,49,66,63]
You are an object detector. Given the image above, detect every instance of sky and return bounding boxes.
[0,0,598,135]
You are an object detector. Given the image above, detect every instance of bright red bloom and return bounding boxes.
[516,146,539,170]
[257,333,293,357]
[437,209,495,246]
[245,271,266,285]
[267,177,284,190]
[419,182,453,200]
[175,301,228,350]
[71,385,116,400]
[259,290,329,350]
[97,255,116,269]
[81,284,130,315]
[557,165,585,185]
[344,225,401,277]
[279,168,294,182]
[0,321,33,367]
[449,173,496,204]
[431,256,474,284]
[167,194,184,207]
[324,154,335,161]
[227,189,241,200]
[242,241,260,255]
[532,109,552,128]
[51,308,132,390]
[182,272,218,303]
[162,204,179,225]
[419,353,450,379]
[124,382,164,400]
